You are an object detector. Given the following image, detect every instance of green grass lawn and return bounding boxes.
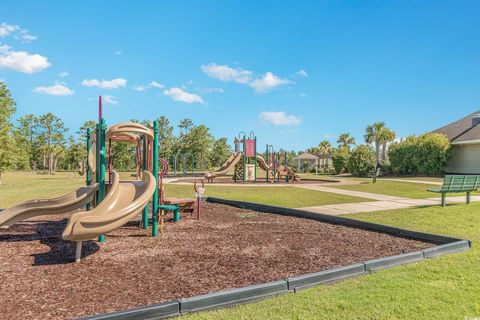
[164,184,371,208]
[332,180,442,199]
[0,171,371,209]
[0,171,84,208]
[384,176,445,183]
[184,203,480,320]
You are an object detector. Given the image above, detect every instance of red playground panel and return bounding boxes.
[245,139,255,157]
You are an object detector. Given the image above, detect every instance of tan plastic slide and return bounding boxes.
[205,152,243,182]
[62,170,156,242]
[0,184,97,229]
[255,155,274,175]
[256,155,300,181]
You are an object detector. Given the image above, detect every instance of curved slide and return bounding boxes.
[62,170,156,242]
[256,155,273,172]
[205,152,242,182]
[0,184,97,229]
[256,155,300,181]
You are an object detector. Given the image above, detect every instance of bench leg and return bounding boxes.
[467,192,471,204]
[441,193,446,207]
[174,207,180,222]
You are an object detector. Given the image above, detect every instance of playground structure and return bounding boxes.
[166,152,196,176]
[0,96,203,263]
[205,131,300,183]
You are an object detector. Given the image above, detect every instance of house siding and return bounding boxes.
[445,144,480,174]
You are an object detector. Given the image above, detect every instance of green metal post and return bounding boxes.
[142,136,149,229]
[265,144,269,182]
[254,137,257,182]
[86,128,91,210]
[98,119,106,242]
[152,121,159,237]
[285,152,289,182]
[243,138,246,182]
[95,124,99,185]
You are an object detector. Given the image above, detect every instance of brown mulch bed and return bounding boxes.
[0,202,431,320]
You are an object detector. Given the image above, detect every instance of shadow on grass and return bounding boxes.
[0,219,100,266]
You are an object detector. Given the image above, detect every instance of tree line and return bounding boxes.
[0,81,234,181]
[307,122,451,176]
[0,80,452,181]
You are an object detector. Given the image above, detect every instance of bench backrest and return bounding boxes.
[442,175,480,190]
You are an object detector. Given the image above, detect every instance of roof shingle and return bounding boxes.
[432,110,480,143]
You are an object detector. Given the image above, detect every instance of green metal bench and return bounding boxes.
[428,175,480,207]
[368,166,382,183]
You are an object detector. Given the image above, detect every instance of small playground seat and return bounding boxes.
[163,197,196,215]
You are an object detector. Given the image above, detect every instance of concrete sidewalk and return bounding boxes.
[297,195,480,216]
[383,178,443,186]
[292,184,406,201]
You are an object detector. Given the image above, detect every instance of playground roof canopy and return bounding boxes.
[293,152,319,160]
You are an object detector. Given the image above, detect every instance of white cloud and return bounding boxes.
[250,72,290,93]
[201,63,252,84]
[132,81,164,92]
[58,71,69,78]
[0,45,11,52]
[202,87,224,93]
[133,85,147,91]
[0,22,37,43]
[259,111,301,126]
[115,50,122,55]
[0,48,50,74]
[300,93,307,97]
[296,69,308,77]
[164,87,205,104]
[103,95,119,105]
[0,22,19,38]
[149,81,164,89]
[19,33,37,43]
[34,83,74,96]
[81,78,127,89]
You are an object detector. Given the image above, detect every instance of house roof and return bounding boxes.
[433,110,480,144]
[293,152,319,160]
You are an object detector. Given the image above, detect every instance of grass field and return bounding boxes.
[331,180,442,199]
[164,184,371,208]
[0,171,371,209]
[184,203,480,320]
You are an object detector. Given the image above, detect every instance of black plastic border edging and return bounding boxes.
[83,198,471,320]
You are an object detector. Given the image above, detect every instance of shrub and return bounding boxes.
[347,145,376,175]
[332,148,350,174]
[388,133,451,175]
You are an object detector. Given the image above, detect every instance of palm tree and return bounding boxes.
[318,140,332,170]
[337,133,355,151]
[380,128,396,163]
[364,122,396,167]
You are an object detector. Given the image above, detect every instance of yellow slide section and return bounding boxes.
[62,170,156,242]
[205,152,243,182]
[0,184,97,229]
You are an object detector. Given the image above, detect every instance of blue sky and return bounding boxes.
[1,1,480,151]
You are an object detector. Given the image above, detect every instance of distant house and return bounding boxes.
[433,111,480,174]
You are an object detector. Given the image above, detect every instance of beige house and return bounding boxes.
[433,111,480,174]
